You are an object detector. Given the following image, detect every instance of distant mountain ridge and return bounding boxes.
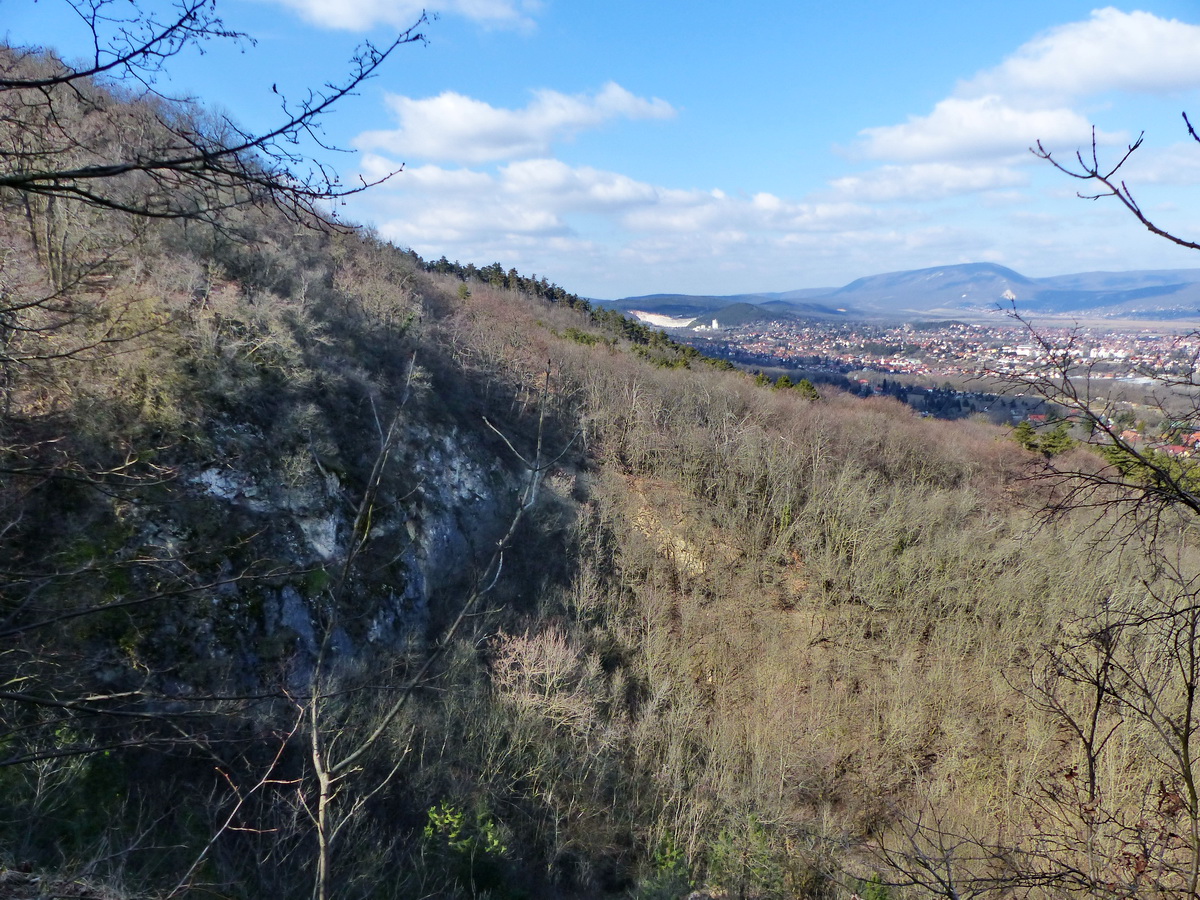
[606,263,1200,325]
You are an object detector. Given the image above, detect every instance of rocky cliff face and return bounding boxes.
[116,411,540,695]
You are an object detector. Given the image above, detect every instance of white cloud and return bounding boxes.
[260,0,540,31]
[620,200,724,234]
[375,190,569,245]
[499,159,660,210]
[356,159,692,247]
[361,157,702,236]
[1119,142,1200,186]
[853,8,1200,167]
[829,162,1029,202]
[967,8,1200,102]
[350,155,887,290]
[359,156,496,191]
[856,95,1117,162]
[354,83,675,164]
[617,185,876,236]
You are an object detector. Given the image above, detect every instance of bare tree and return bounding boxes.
[961,114,1200,539]
[0,0,426,224]
[859,117,1200,900]
[295,373,577,900]
[1033,119,1200,253]
[985,118,1200,900]
[998,308,1200,539]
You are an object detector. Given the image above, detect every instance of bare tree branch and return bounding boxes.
[0,0,427,224]
[1032,125,1200,251]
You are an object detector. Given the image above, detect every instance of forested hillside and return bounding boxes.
[5,25,1200,900]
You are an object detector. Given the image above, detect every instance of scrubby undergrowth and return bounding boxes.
[2,50,1190,900]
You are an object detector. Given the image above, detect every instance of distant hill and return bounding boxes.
[822,263,1200,319]
[823,263,1032,318]
[609,263,1200,325]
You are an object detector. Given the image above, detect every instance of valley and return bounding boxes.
[616,266,1200,431]
[683,316,1196,383]
[6,15,1200,900]
[610,262,1200,324]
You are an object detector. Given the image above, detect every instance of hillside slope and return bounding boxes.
[0,192,1152,897]
[3,48,1197,900]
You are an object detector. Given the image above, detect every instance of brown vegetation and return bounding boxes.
[4,32,1200,900]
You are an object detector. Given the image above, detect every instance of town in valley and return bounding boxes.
[656,314,1200,446]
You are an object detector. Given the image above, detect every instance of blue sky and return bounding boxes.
[9,1,1200,298]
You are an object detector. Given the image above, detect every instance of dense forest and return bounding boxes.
[5,13,1200,900]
